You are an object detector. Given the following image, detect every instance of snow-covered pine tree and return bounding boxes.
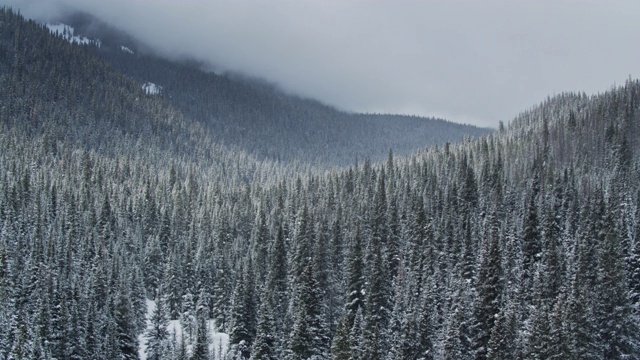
[250,293,277,360]
[145,293,170,360]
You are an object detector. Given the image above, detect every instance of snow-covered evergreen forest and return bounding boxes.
[1,7,640,360]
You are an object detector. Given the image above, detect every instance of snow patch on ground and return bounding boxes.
[121,45,134,54]
[138,299,229,360]
[142,82,162,95]
[46,23,101,47]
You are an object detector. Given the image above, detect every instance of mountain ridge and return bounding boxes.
[50,10,493,166]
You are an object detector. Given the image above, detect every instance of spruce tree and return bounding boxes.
[473,211,502,360]
[266,223,288,339]
[330,316,352,360]
[522,173,541,288]
[363,234,390,357]
[595,205,640,358]
[228,272,252,360]
[143,235,164,298]
[146,294,170,360]
[486,302,517,360]
[114,289,139,360]
[250,294,277,360]
[286,263,329,360]
[349,308,365,360]
[345,226,364,325]
[629,192,640,311]
[524,272,552,360]
[190,314,210,360]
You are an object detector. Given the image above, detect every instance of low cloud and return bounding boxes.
[5,0,640,128]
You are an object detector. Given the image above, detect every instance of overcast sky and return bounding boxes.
[6,0,640,128]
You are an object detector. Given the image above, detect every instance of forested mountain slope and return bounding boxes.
[57,11,492,166]
[1,7,640,360]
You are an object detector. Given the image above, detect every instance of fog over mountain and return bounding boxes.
[6,0,640,128]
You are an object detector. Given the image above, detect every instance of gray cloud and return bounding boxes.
[5,0,640,128]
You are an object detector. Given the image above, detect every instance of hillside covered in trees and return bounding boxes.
[1,7,640,360]
[54,11,492,166]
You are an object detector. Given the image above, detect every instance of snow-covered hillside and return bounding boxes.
[46,23,101,47]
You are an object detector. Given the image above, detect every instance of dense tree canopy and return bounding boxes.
[1,7,640,360]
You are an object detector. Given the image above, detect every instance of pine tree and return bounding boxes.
[313,218,331,326]
[48,277,68,360]
[540,201,563,303]
[524,277,552,359]
[363,234,389,357]
[212,235,232,332]
[522,172,541,287]
[190,314,210,360]
[565,274,598,359]
[389,306,419,360]
[629,192,640,311]
[547,293,571,359]
[345,226,364,325]
[595,204,640,358]
[180,291,197,343]
[250,295,277,360]
[177,332,189,360]
[473,211,502,360]
[228,264,257,360]
[564,200,602,359]
[349,308,365,360]
[229,274,251,359]
[251,206,270,284]
[291,204,313,281]
[416,295,434,360]
[146,294,170,360]
[144,234,164,298]
[442,304,471,360]
[114,289,140,360]
[286,263,329,360]
[163,251,183,320]
[266,223,288,341]
[9,323,30,360]
[330,316,352,360]
[67,288,88,360]
[486,302,517,360]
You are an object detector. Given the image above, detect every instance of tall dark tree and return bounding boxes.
[250,294,277,360]
[486,302,518,360]
[473,211,502,360]
[190,314,210,360]
[363,234,390,357]
[595,204,640,358]
[114,289,140,360]
[228,266,256,360]
[286,263,329,360]
[345,226,365,326]
[267,223,288,333]
[522,171,541,287]
[330,316,352,360]
[145,296,170,360]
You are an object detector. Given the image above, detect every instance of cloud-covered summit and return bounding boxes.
[6,0,640,128]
